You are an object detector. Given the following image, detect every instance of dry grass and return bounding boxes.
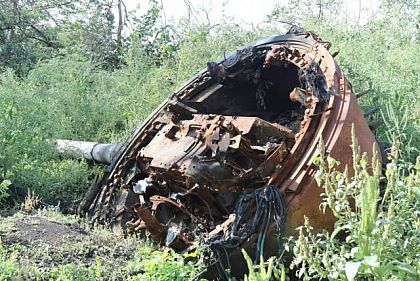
[20,190,40,213]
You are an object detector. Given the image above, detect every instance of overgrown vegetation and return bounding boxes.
[0,0,419,279]
[287,132,419,280]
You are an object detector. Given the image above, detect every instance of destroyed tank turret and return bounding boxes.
[57,27,382,278]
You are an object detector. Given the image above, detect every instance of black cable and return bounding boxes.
[209,185,287,260]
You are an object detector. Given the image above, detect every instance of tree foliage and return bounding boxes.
[0,0,173,73]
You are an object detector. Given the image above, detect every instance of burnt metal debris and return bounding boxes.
[57,27,382,278]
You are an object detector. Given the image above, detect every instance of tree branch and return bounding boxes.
[29,24,54,47]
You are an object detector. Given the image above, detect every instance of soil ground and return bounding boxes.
[0,209,143,279]
[2,215,87,249]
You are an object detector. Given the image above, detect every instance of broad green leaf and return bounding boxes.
[364,255,379,267]
[345,261,362,281]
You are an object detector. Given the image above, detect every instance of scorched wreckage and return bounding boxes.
[57,27,381,277]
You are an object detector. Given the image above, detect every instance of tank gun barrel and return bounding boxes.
[56,139,123,165]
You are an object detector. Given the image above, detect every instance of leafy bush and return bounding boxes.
[0,180,11,206]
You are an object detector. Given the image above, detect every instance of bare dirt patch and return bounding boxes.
[0,210,142,279]
[2,215,87,249]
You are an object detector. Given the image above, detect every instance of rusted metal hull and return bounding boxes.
[265,38,381,235]
[70,27,381,278]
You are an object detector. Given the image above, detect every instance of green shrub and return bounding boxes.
[0,180,11,207]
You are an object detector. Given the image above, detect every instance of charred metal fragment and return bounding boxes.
[133,203,167,244]
[297,61,329,102]
[356,89,370,98]
[364,107,379,117]
[369,119,384,131]
[286,25,306,35]
[208,185,286,259]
